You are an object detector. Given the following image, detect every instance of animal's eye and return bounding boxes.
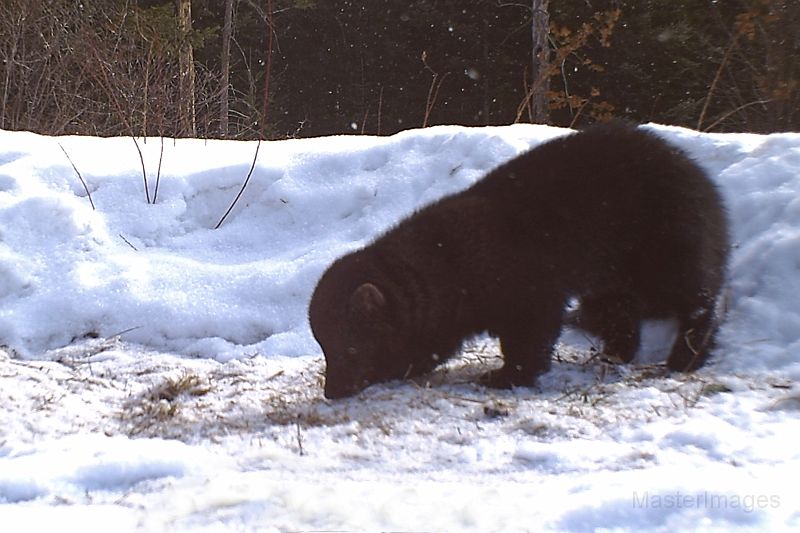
[346,346,358,356]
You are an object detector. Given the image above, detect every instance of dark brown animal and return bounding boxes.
[309,121,729,399]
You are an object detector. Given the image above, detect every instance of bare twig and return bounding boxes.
[702,99,773,132]
[108,325,143,338]
[58,143,95,210]
[360,103,370,135]
[295,416,305,456]
[131,136,151,204]
[118,234,138,250]
[215,139,262,229]
[376,85,384,136]
[421,51,449,128]
[153,136,165,203]
[697,28,742,131]
[568,97,591,129]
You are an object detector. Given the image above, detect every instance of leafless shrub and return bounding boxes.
[0,0,222,138]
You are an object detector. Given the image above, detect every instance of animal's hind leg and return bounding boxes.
[574,292,642,363]
[667,294,719,372]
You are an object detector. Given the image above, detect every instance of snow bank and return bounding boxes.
[0,125,564,359]
[1,124,799,379]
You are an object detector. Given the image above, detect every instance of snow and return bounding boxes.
[1,123,799,531]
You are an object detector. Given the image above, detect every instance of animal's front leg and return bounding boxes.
[480,309,562,389]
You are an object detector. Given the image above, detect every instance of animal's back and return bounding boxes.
[467,121,728,306]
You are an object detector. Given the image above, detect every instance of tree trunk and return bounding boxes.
[219,0,234,137]
[530,0,550,123]
[177,0,196,137]
[260,0,274,139]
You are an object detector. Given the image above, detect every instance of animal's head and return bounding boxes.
[309,255,416,399]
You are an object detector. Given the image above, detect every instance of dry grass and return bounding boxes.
[1,337,765,455]
[121,373,212,436]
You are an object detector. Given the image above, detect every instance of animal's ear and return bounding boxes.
[349,283,386,316]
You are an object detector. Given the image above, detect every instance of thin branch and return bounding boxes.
[109,325,143,338]
[58,143,95,210]
[568,98,590,129]
[215,139,261,229]
[421,51,449,128]
[360,104,370,135]
[515,71,548,123]
[153,136,165,203]
[376,85,384,136]
[703,99,773,132]
[131,136,151,204]
[697,29,742,131]
[295,416,305,456]
[118,234,138,250]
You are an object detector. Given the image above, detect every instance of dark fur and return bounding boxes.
[309,121,729,399]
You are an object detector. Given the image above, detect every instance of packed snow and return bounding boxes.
[0,123,798,532]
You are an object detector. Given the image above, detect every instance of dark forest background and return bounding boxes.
[1,0,797,140]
